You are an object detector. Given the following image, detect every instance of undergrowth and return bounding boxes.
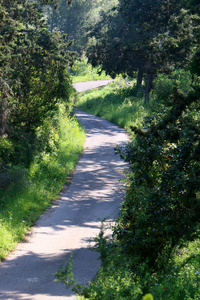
[56,223,200,300]
[81,231,200,300]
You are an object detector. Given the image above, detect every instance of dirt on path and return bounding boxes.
[0,81,129,300]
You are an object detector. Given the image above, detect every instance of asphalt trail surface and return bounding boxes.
[0,81,129,300]
[72,80,113,92]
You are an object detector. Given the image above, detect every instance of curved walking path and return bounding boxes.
[0,81,129,300]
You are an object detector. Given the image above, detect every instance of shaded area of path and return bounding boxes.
[0,82,129,300]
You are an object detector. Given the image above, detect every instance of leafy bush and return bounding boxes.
[115,85,200,267]
[69,225,200,300]
[152,70,194,103]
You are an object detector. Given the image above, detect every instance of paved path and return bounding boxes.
[0,81,129,300]
[72,80,113,92]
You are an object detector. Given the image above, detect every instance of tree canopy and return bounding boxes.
[87,0,200,102]
[43,0,118,54]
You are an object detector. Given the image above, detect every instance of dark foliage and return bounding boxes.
[115,85,200,268]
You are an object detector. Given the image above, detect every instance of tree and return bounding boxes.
[43,0,118,54]
[87,0,197,103]
[0,0,76,165]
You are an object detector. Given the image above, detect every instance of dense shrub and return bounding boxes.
[152,70,194,103]
[115,83,200,267]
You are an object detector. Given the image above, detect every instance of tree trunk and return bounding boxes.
[137,68,143,87]
[0,99,8,136]
[145,71,154,104]
[0,79,9,136]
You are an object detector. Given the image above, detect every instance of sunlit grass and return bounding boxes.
[76,79,150,133]
[0,105,85,260]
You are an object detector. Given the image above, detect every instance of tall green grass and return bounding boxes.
[76,79,149,133]
[0,105,85,260]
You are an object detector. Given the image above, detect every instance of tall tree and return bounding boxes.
[43,0,118,54]
[87,0,196,103]
[0,0,75,165]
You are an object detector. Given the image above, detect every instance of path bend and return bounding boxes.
[0,82,129,300]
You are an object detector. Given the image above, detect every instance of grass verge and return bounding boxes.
[76,79,149,133]
[0,105,85,260]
